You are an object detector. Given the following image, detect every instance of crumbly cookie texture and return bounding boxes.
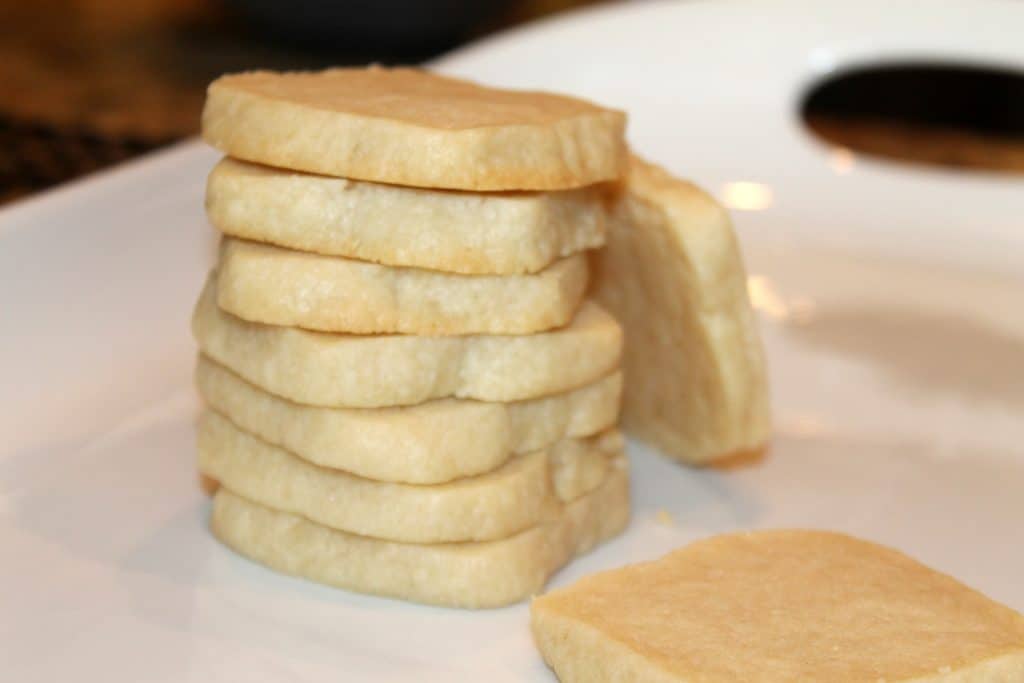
[592,155,771,464]
[206,158,606,275]
[210,457,630,609]
[198,410,621,543]
[531,530,1024,682]
[215,237,588,335]
[192,273,623,408]
[201,67,626,191]
[196,356,622,484]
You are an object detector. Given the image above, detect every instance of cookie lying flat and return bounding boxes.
[210,458,630,608]
[206,158,606,275]
[201,67,626,191]
[531,530,1024,683]
[198,410,619,543]
[193,273,622,408]
[592,156,770,464]
[216,237,588,335]
[196,356,622,484]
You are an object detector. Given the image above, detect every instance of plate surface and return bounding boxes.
[2,0,1023,680]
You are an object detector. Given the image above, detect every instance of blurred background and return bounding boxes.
[3,0,1023,205]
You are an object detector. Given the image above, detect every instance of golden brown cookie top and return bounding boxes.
[532,530,1024,682]
[211,67,617,129]
[202,67,627,190]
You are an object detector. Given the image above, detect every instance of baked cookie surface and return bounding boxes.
[210,457,630,609]
[531,530,1024,682]
[202,68,626,190]
[192,273,623,408]
[199,410,620,543]
[206,158,606,274]
[216,237,588,335]
[196,356,622,484]
[592,156,770,464]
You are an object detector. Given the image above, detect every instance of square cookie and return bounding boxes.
[532,530,1024,682]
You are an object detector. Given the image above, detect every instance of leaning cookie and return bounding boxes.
[592,156,770,465]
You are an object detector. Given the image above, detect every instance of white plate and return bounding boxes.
[3,0,1023,680]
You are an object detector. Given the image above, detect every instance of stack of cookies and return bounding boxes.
[191,68,631,608]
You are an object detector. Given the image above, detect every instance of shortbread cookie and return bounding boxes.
[531,530,1024,682]
[206,158,606,275]
[592,156,770,464]
[216,237,588,335]
[210,458,630,608]
[196,356,622,484]
[193,273,622,408]
[201,67,626,191]
[198,410,620,543]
